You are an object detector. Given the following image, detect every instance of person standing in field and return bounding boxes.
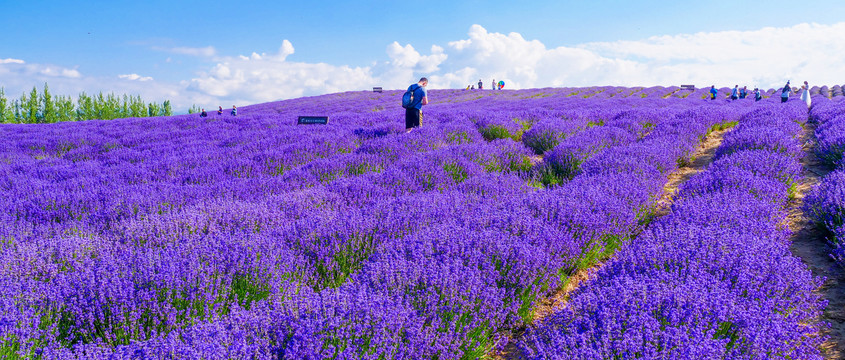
[710,85,718,100]
[754,88,762,101]
[730,85,739,100]
[200,108,208,117]
[492,79,496,91]
[231,105,237,116]
[404,77,428,132]
[739,86,748,99]
[217,106,223,115]
[478,79,483,90]
[801,81,812,107]
[781,81,792,103]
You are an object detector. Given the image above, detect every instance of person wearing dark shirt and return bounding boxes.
[781,81,792,103]
[231,105,237,116]
[478,79,483,90]
[217,106,223,115]
[405,77,428,132]
[200,108,208,117]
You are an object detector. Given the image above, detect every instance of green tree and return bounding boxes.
[25,87,41,123]
[162,100,172,116]
[188,104,200,114]
[0,88,10,123]
[94,92,107,120]
[129,95,145,118]
[77,92,95,121]
[55,95,75,122]
[42,83,56,123]
[147,102,161,117]
[13,100,22,123]
[122,94,130,118]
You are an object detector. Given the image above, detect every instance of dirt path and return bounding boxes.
[490,128,730,359]
[786,122,845,359]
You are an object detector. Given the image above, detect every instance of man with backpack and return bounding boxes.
[402,77,428,132]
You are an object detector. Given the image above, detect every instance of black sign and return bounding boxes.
[373,87,383,93]
[680,85,695,90]
[297,116,329,125]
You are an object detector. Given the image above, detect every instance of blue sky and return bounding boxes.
[3,1,845,111]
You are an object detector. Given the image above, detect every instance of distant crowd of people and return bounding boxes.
[709,80,812,106]
[406,77,815,133]
[200,105,237,117]
[465,79,506,90]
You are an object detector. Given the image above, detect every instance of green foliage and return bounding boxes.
[479,125,513,141]
[443,162,469,183]
[1,82,175,124]
[446,131,472,145]
[708,120,739,134]
[0,88,11,123]
[25,87,40,123]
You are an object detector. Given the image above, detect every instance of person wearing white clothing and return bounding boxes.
[800,81,812,107]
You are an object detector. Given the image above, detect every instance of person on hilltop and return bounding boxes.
[730,85,739,100]
[478,79,483,90]
[403,77,428,132]
[200,108,208,117]
[710,85,718,100]
[492,79,496,91]
[754,87,762,102]
[231,105,237,116]
[217,106,223,115]
[739,86,748,99]
[781,81,793,103]
[801,81,812,107]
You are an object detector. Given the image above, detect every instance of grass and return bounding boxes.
[443,162,469,183]
[479,125,514,141]
[312,233,376,290]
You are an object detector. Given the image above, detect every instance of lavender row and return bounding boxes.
[804,95,845,265]
[521,99,824,359]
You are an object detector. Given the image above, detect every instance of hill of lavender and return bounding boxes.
[0,85,840,359]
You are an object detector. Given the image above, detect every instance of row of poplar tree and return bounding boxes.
[0,83,173,124]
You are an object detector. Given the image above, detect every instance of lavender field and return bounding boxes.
[0,85,839,359]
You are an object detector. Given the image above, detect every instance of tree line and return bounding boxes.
[0,83,173,124]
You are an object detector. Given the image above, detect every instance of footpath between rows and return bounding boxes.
[492,128,731,359]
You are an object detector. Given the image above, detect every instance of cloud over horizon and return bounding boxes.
[2,22,844,110]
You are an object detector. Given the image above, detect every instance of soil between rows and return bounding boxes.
[491,128,730,359]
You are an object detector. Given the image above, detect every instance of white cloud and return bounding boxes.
[577,22,845,88]
[409,23,845,91]
[119,73,154,81]
[0,60,81,80]
[187,43,373,104]
[3,22,845,113]
[162,46,217,57]
[155,22,845,107]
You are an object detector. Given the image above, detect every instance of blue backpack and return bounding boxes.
[402,84,420,109]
